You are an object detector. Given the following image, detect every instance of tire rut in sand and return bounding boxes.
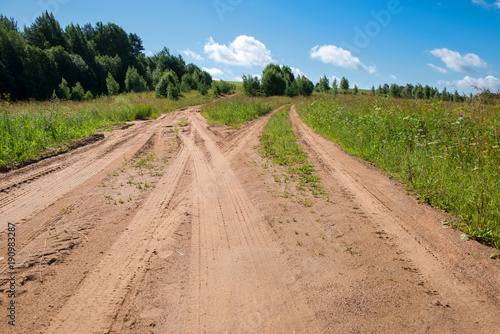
[289,106,500,331]
[45,130,190,333]
[0,121,161,232]
[184,110,320,333]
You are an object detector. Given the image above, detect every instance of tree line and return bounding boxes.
[242,64,314,97]
[0,11,224,101]
[312,74,492,103]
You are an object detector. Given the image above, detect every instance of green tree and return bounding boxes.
[331,78,338,96]
[371,86,375,96]
[0,20,25,99]
[124,66,147,92]
[242,74,261,96]
[71,82,85,100]
[57,78,71,99]
[23,11,67,50]
[316,75,330,92]
[155,70,179,98]
[261,64,286,96]
[296,75,314,96]
[340,77,349,91]
[389,84,400,98]
[22,45,59,100]
[106,72,120,95]
[353,84,358,95]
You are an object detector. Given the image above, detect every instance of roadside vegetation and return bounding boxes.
[0,90,211,170]
[260,106,324,202]
[297,94,500,250]
[201,95,291,128]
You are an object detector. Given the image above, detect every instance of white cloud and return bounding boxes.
[427,63,448,74]
[291,67,307,78]
[182,49,203,61]
[204,35,273,66]
[390,75,398,81]
[430,48,487,74]
[438,75,500,91]
[202,67,224,77]
[310,45,376,74]
[472,0,500,9]
[331,75,341,84]
[472,0,489,7]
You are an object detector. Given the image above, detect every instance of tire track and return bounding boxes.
[0,120,164,232]
[184,110,320,333]
[46,132,191,333]
[289,106,500,330]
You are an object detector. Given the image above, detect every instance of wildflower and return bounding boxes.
[459,113,465,117]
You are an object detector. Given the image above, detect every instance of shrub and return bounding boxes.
[57,78,71,100]
[124,66,147,92]
[71,82,85,100]
[167,84,179,100]
[155,70,179,98]
[83,90,94,100]
[106,72,120,95]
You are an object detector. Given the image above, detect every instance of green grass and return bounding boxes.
[297,94,500,250]
[0,90,211,170]
[260,106,323,197]
[201,94,291,128]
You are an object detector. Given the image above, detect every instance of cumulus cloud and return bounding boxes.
[310,45,376,74]
[430,48,487,74]
[438,75,500,91]
[204,35,273,66]
[390,75,398,81]
[291,67,307,78]
[427,63,448,74]
[202,67,223,77]
[182,49,203,61]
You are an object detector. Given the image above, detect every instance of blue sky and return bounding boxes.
[1,0,500,93]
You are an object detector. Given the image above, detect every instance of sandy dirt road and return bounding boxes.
[0,104,499,333]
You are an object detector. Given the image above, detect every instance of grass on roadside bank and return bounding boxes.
[0,90,211,171]
[260,106,324,200]
[297,94,500,251]
[201,95,291,128]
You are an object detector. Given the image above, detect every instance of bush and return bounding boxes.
[71,82,85,100]
[133,103,155,119]
[167,84,179,100]
[57,78,71,100]
[125,66,147,92]
[197,82,209,95]
[83,90,94,100]
[106,72,120,95]
[155,70,179,98]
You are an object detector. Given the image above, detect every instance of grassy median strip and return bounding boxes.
[201,95,291,128]
[297,95,500,250]
[260,106,323,198]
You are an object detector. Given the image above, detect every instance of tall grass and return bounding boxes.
[297,94,500,250]
[0,90,211,170]
[201,95,291,127]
